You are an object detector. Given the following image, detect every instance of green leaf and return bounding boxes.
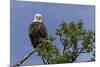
[56,28,62,36]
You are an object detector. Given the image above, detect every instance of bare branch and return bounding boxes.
[76,51,86,53]
[42,57,47,64]
[13,49,36,67]
[65,44,72,50]
[76,48,84,57]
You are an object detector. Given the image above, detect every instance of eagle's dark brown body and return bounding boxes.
[29,22,48,48]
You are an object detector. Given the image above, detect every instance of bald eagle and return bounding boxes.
[29,14,48,48]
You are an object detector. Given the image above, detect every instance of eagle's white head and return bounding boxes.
[33,13,42,22]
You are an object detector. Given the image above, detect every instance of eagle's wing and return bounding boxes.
[39,22,48,38]
[28,22,48,48]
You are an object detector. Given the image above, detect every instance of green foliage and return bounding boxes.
[35,20,95,64]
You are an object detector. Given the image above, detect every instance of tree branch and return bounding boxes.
[41,57,47,64]
[65,44,72,50]
[13,49,36,67]
[62,47,65,55]
[60,36,65,55]
[76,48,84,57]
[76,51,86,53]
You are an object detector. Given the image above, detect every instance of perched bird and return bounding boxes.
[28,13,48,48]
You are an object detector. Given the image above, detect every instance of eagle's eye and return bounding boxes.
[36,16,41,20]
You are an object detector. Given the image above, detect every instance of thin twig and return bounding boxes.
[76,48,84,58]
[13,49,36,67]
[60,36,65,55]
[42,57,47,64]
[65,44,72,50]
[63,46,66,55]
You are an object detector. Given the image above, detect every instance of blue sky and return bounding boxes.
[10,0,95,66]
